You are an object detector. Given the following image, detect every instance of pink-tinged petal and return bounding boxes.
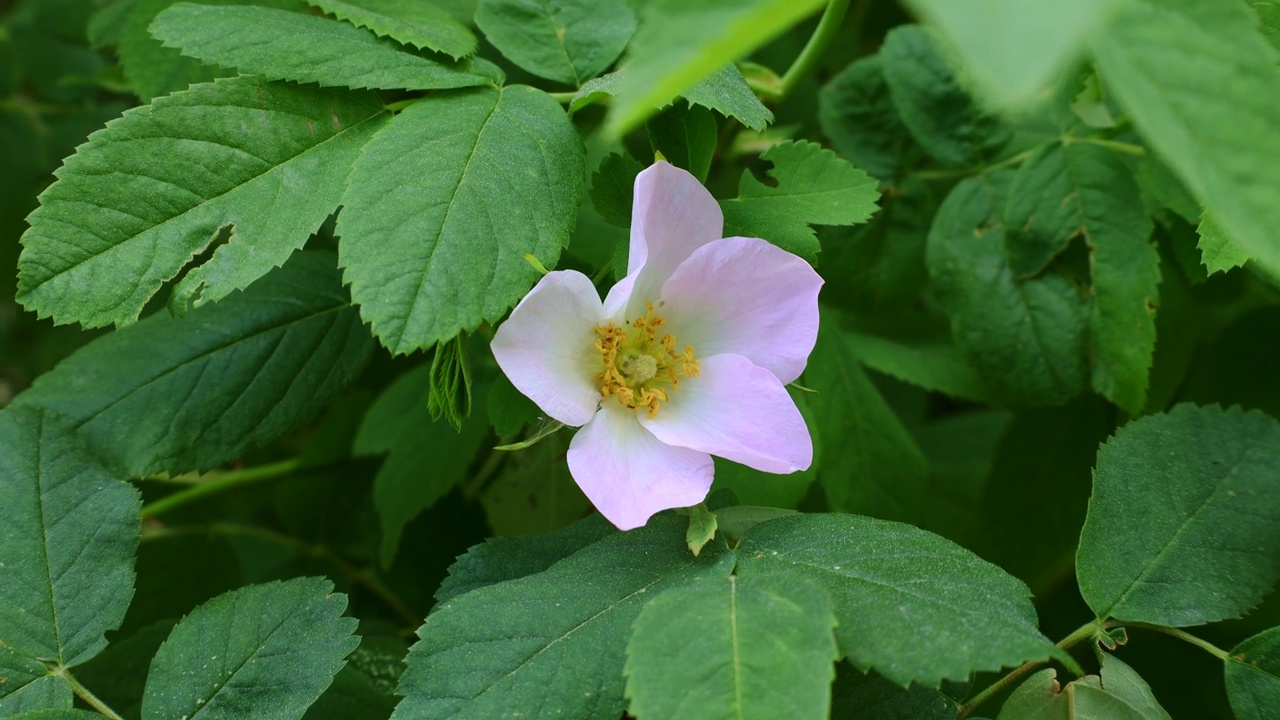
[491,270,604,427]
[640,354,812,474]
[660,236,822,384]
[567,402,714,530]
[621,161,725,317]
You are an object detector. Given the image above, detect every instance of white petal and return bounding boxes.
[659,236,822,384]
[491,270,604,427]
[640,354,813,474]
[567,402,714,530]
[619,161,725,319]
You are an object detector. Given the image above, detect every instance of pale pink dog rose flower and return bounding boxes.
[491,161,822,530]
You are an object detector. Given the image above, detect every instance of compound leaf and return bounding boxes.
[13,252,373,477]
[0,406,140,669]
[16,77,387,326]
[141,578,359,720]
[1077,404,1280,625]
[394,515,733,719]
[338,86,584,354]
[737,514,1065,688]
[624,575,837,720]
[307,0,477,58]
[475,0,634,86]
[151,3,492,91]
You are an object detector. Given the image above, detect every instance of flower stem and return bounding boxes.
[60,667,124,719]
[1065,136,1147,156]
[138,458,301,518]
[547,91,576,104]
[779,0,854,101]
[957,619,1101,719]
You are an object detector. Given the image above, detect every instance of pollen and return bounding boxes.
[594,302,699,417]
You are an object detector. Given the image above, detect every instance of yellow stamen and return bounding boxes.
[594,302,699,417]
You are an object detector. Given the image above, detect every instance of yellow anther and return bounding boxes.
[594,304,698,417]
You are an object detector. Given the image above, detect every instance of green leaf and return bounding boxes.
[804,321,929,521]
[927,172,1090,406]
[142,578,359,720]
[624,575,837,720]
[394,515,733,719]
[356,365,490,566]
[118,0,301,102]
[88,0,137,49]
[304,663,398,720]
[843,323,993,403]
[1226,626,1280,719]
[151,3,492,91]
[475,0,634,86]
[646,102,716,183]
[0,406,140,668]
[684,504,718,556]
[479,433,592,535]
[337,86,584,354]
[1092,0,1280,281]
[1096,652,1173,720]
[829,666,957,720]
[904,0,1127,109]
[5,712,104,720]
[0,646,71,713]
[818,55,919,182]
[736,514,1065,687]
[589,152,644,228]
[435,515,614,604]
[1077,404,1280,625]
[1197,210,1249,274]
[306,0,477,58]
[679,64,774,133]
[606,0,820,134]
[1250,0,1280,50]
[13,251,374,477]
[16,77,387,326]
[484,373,541,440]
[573,65,772,131]
[73,621,173,720]
[720,140,881,263]
[998,660,1169,720]
[880,25,1011,168]
[1005,141,1159,414]
[978,400,1110,591]
[427,334,472,430]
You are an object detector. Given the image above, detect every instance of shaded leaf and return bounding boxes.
[14,252,374,477]
[927,172,1090,406]
[804,321,929,521]
[819,55,918,182]
[646,102,716,183]
[589,152,643,228]
[880,25,1011,167]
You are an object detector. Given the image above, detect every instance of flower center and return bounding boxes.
[594,302,699,417]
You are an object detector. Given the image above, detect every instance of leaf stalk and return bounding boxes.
[779,0,854,101]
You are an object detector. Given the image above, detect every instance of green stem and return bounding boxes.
[1066,136,1147,156]
[384,98,418,113]
[60,667,123,719]
[143,523,421,628]
[139,459,301,518]
[1126,623,1230,660]
[548,91,576,105]
[779,0,853,100]
[957,620,1101,719]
